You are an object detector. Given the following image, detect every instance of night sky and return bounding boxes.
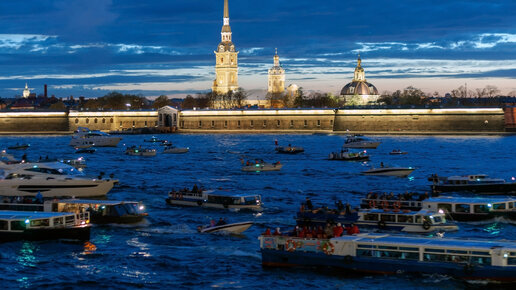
[0,0,515,98]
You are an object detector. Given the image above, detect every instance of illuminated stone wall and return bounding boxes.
[68,111,158,131]
[178,109,335,132]
[334,108,505,132]
[0,112,69,132]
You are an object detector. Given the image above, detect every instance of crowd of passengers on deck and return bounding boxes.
[300,197,355,216]
[169,184,205,198]
[366,192,430,202]
[262,222,360,239]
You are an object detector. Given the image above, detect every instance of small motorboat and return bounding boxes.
[144,136,164,143]
[61,157,87,169]
[241,160,282,172]
[275,145,304,154]
[7,144,30,150]
[389,149,408,155]
[328,150,369,161]
[361,165,415,177]
[198,221,254,234]
[75,147,96,154]
[343,136,381,149]
[163,144,189,154]
[125,147,156,156]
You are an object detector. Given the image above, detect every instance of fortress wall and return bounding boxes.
[0,112,69,132]
[178,109,336,132]
[333,108,505,132]
[68,111,158,131]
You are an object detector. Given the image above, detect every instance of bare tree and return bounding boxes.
[485,85,500,97]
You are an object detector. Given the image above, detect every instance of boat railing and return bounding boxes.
[70,212,90,226]
[259,235,333,254]
[361,198,423,209]
[0,202,44,211]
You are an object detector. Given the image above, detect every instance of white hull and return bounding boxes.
[242,164,282,172]
[70,137,121,147]
[0,178,117,198]
[362,167,414,177]
[163,147,189,154]
[343,142,381,149]
[200,221,253,234]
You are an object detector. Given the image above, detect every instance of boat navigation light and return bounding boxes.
[487,203,492,208]
[101,205,106,209]
[438,209,444,214]
[504,253,509,258]
[139,205,145,211]
[25,219,30,224]
[512,177,515,181]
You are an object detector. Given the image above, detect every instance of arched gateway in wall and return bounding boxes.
[158,106,179,132]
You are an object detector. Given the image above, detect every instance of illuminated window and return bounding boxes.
[317,120,321,126]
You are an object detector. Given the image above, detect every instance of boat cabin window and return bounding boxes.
[454,204,470,213]
[10,220,26,230]
[437,203,452,212]
[430,215,444,224]
[509,202,514,209]
[0,220,8,230]
[474,205,490,213]
[243,196,259,205]
[415,215,422,223]
[397,215,413,223]
[53,217,64,226]
[492,203,506,210]
[30,219,49,227]
[364,213,378,221]
[65,215,75,224]
[25,167,64,175]
[380,214,395,222]
[356,244,418,260]
[508,252,516,265]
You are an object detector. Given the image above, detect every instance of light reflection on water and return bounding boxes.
[0,134,515,288]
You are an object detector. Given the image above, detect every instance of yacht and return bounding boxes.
[125,147,157,156]
[241,160,283,172]
[328,150,369,161]
[166,189,263,211]
[70,127,122,147]
[343,136,381,149]
[429,174,516,194]
[0,161,117,198]
[163,144,189,154]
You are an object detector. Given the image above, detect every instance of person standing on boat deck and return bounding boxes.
[305,197,314,210]
[35,191,43,204]
[273,227,281,236]
[210,219,216,227]
[192,184,198,193]
[380,162,384,168]
[263,228,271,235]
[336,200,344,212]
[333,223,344,237]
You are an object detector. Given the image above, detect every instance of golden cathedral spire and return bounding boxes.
[212,0,239,94]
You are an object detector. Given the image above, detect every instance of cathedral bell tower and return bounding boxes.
[212,0,239,94]
[268,48,285,94]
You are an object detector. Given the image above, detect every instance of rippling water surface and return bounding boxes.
[0,134,515,288]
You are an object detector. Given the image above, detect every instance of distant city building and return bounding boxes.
[268,49,285,94]
[212,0,239,95]
[287,84,299,98]
[340,55,379,105]
[22,83,31,98]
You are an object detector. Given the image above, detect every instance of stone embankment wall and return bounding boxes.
[333,108,505,132]
[0,112,69,132]
[504,107,516,131]
[178,109,336,132]
[68,111,158,131]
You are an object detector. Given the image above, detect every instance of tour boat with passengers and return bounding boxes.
[241,160,282,172]
[275,145,304,154]
[296,208,458,233]
[258,232,516,282]
[361,165,415,177]
[0,198,147,224]
[361,195,516,222]
[343,136,381,149]
[70,127,122,147]
[162,143,189,154]
[0,210,90,242]
[0,161,117,198]
[166,189,263,211]
[429,174,516,194]
[328,150,369,161]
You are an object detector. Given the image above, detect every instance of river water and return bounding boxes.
[0,134,515,288]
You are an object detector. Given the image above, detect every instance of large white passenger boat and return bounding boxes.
[70,127,122,147]
[166,190,263,211]
[0,161,117,198]
[259,233,516,282]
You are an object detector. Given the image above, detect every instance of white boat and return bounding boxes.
[356,209,458,233]
[198,221,253,234]
[61,157,86,169]
[0,161,117,198]
[361,166,415,177]
[242,161,283,172]
[70,127,121,147]
[125,147,156,156]
[343,136,381,149]
[163,144,189,154]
